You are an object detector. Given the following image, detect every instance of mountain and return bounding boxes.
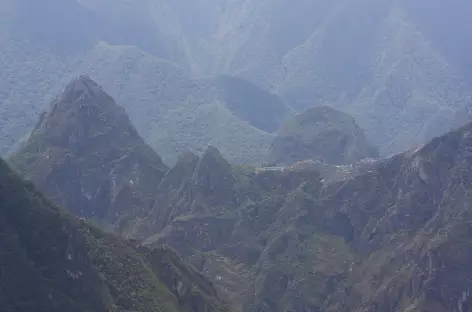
[270,0,472,156]
[139,147,323,310]
[61,45,280,165]
[269,106,378,165]
[0,1,290,165]
[10,76,168,236]
[181,0,472,157]
[321,121,472,312]
[82,57,288,165]
[3,0,472,161]
[0,40,282,165]
[4,2,472,309]
[135,121,472,311]
[0,156,232,312]
[140,146,352,311]
[13,73,472,311]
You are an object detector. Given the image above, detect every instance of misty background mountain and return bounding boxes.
[2,0,472,165]
[3,1,472,311]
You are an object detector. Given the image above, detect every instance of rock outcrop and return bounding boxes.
[142,146,236,237]
[322,123,472,311]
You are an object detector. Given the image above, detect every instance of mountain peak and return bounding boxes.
[201,145,223,159]
[195,146,233,184]
[31,75,131,149]
[270,106,379,165]
[11,81,168,235]
[61,75,103,103]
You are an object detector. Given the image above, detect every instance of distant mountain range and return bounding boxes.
[0,0,291,165]
[167,0,472,155]
[1,0,472,164]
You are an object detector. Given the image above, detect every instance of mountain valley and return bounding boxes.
[2,1,472,311]
[8,77,472,312]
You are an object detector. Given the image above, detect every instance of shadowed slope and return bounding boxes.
[0,157,232,312]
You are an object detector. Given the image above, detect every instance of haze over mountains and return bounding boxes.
[0,0,290,164]
[2,0,472,164]
[2,1,472,312]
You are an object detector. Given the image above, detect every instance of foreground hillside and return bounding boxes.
[0,156,231,312]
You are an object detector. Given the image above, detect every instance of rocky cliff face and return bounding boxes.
[141,147,327,310]
[141,122,472,312]
[270,106,378,165]
[0,157,231,312]
[10,76,168,236]
[323,123,472,312]
[141,146,237,237]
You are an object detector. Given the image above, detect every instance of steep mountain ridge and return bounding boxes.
[10,76,168,236]
[140,147,323,310]
[137,121,472,311]
[12,75,472,311]
[322,122,472,311]
[0,156,231,312]
[2,2,472,310]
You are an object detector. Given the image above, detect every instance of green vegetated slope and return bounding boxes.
[140,146,330,311]
[137,121,472,312]
[11,73,472,311]
[270,106,378,165]
[0,156,232,312]
[0,0,289,165]
[10,76,168,237]
[323,122,472,312]
[163,0,472,156]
